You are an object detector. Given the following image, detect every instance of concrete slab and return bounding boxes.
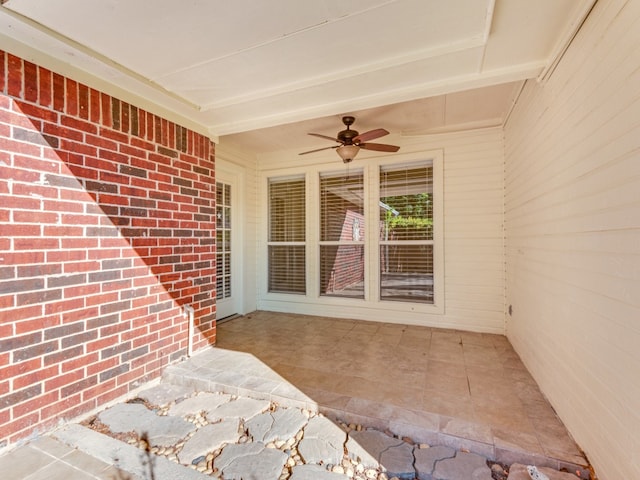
[298,415,347,465]
[346,428,414,478]
[246,407,308,444]
[98,403,195,447]
[51,424,204,480]
[432,451,493,480]
[137,384,194,407]
[206,397,270,422]
[415,445,456,480]
[0,443,62,478]
[168,392,233,417]
[178,419,241,465]
[507,463,582,480]
[290,464,350,480]
[21,459,101,480]
[214,442,287,480]
[379,441,415,479]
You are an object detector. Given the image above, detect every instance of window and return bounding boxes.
[268,177,306,294]
[319,171,364,298]
[216,182,231,300]
[263,153,442,313]
[379,163,434,303]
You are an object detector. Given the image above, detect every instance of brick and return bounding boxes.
[52,72,65,112]
[100,341,132,360]
[65,78,78,116]
[44,369,83,392]
[38,66,52,107]
[12,391,59,419]
[60,306,99,323]
[44,321,85,340]
[15,100,59,124]
[111,98,120,130]
[86,313,119,331]
[13,340,58,362]
[99,300,131,315]
[0,50,5,92]
[7,54,22,98]
[15,290,62,311]
[13,365,58,390]
[0,384,41,409]
[78,83,89,120]
[99,363,130,382]
[0,278,45,294]
[60,330,98,349]
[0,358,41,381]
[12,126,51,146]
[22,60,38,102]
[15,315,59,335]
[121,345,149,363]
[44,173,83,190]
[121,102,130,133]
[61,352,98,373]
[0,412,39,441]
[44,345,83,366]
[0,332,43,356]
[40,394,84,421]
[89,88,101,123]
[61,375,97,398]
[6,304,43,323]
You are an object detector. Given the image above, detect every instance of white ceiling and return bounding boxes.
[0,0,595,150]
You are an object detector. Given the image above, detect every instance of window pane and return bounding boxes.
[380,165,433,241]
[268,176,306,294]
[320,172,364,241]
[268,245,306,294]
[269,178,305,242]
[380,244,433,303]
[320,245,364,298]
[379,163,434,304]
[320,171,364,299]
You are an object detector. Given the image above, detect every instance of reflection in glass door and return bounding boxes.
[216,182,232,311]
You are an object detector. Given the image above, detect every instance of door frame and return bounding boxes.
[215,163,244,319]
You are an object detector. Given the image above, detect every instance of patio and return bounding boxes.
[165,311,589,475]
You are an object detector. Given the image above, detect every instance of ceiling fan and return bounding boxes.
[299,116,400,163]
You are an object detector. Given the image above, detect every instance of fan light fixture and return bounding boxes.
[299,116,399,163]
[337,145,360,163]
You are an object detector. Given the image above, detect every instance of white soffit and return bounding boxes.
[0,0,596,137]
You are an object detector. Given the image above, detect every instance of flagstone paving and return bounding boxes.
[29,382,583,480]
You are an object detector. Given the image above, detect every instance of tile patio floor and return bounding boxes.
[206,311,588,472]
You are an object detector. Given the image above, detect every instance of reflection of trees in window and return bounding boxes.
[379,164,434,303]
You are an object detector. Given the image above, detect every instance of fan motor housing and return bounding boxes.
[338,128,359,145]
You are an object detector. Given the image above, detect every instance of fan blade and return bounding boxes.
[308,133,340,143]
[360,142,400,153]
[353,128,389,143]
[299,145,339,155]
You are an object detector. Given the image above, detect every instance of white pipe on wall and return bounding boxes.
[183,305,195,357]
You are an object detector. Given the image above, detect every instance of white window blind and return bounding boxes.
[319,171,364,299]
[268,177,306,294]
[379,163,434,303]
[216,182,231,300]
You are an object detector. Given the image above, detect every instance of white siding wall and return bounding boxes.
[504,0,640,478]
[255,127,506,333]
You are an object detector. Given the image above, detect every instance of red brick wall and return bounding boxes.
[0,51,216,448]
